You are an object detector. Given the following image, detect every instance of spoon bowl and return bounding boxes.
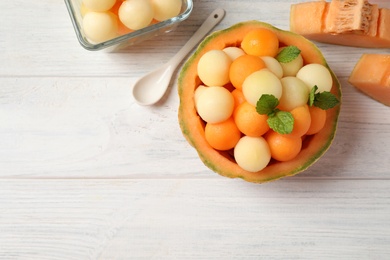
[132,65,175,105]
[132,8,225,106]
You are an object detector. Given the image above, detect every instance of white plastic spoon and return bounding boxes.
[132,8,225,106]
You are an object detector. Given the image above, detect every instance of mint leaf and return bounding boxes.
[256,94,294,134]
[308,85,340,110]
[256,94,279,115]
[313,92,340,110]
[267,111,294,134]
[308,85,318,107]
[276,46,301,63]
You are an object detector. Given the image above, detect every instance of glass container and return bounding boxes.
[64,0,193,51]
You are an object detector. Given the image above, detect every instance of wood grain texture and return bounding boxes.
[1,179,390,259]
[1,0,390,259]
[1,75,390,179]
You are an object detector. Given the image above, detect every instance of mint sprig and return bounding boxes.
[268,111,294,134]
[256,94,294,134]
[256,94,279,116]
[276,46,301,63]
[309,85,340,110]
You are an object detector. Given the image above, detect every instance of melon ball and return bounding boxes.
[197,50,232,86]
[296,63,333,93]
[194,85,208,109]
[196,86,234,124]
[278,77,310,111]
[242,69,283,106]
[278,48,303,77]
[118,0,154,30]
[82,0,116,11]
[80,3,90,17]
[260,56,283,79]
[150,0,182,21]
[223,47,245,61]
[83,11,118,43]
[234,136,271,172]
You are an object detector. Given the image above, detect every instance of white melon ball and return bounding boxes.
[82,0,116,12]
[197,50,232,87]
[223,47,245,61]
[194,85,207,109]
[119,0,154,30]
[234,136,271,172]
[83,11,118,43]
[279,50,303,77]
[296,63,333,93]
[150,0,182,21]
[278,77,310,111]
[196,86,234,124]
[260,56,283,79]
[242,69,283,106]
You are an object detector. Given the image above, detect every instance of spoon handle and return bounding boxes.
[168,8,225,67]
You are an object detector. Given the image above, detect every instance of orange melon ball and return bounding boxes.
[265,130,302,162]
[241,29,279,57]
[229,54,266,90]
[285,105,312,138]
[306,106,327,135]
[233,102,269,137]
[231,89,246,109]
[205,117,241,151]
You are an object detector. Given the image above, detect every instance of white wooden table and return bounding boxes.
[1,0,390,259]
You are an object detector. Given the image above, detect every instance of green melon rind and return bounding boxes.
[178,20,342,183]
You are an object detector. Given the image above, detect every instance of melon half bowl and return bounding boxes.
[178,21,342,183]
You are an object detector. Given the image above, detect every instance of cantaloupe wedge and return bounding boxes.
[290,0,390,48]
[348,54,390,106]
[325,0,378,35]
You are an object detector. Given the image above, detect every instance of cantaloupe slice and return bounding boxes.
[348,54,390,106]
[290,0,390,48]
[325,0,377,35]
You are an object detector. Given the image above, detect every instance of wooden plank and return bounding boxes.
[0,1,388,78]
[1,76,390,179]
[0,179,389,259]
